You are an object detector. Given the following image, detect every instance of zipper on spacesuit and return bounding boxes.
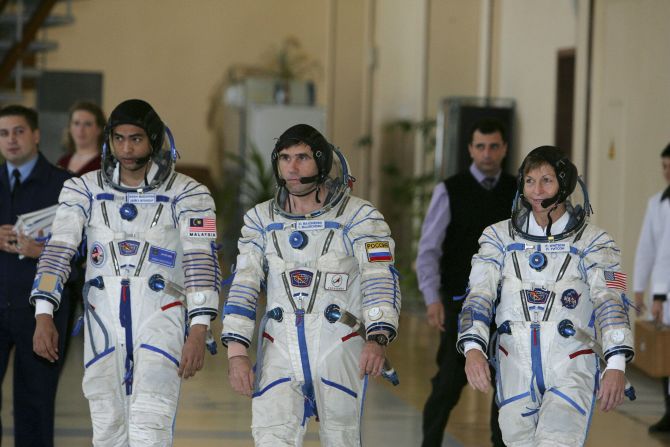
[119,279,134,395]
[530,323,546,396]
[511,252,532,321]
[280,273,298,311]
[305,229,335,313]
[295,309,318,425]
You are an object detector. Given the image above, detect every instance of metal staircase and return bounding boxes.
[0,0,74,103]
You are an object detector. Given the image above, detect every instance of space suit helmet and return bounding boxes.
[516,146,578,208]
[512,145,590,241]
[271,124,333,187]
[101,99,178,192]
[273,130,354,219]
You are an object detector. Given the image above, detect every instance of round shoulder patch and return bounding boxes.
[560,289,581,309]
[90,242,106,268]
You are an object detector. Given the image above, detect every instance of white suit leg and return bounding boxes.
[128,307,184,446]
[315,334,365,447]
[251,332,307,446]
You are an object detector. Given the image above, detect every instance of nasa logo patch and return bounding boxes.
[290,270,313,288]
[560,289,581,309]
[90,242,106,268]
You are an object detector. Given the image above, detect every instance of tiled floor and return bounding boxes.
[2,311,669,446]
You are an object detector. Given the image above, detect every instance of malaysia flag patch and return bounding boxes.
[365,241,393,262]
[188,217,216,238]
[604,271,627,290]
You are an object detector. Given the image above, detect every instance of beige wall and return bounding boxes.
[328,0,367,193]
[45,0,330,167]
[588,0,670,283]
[33,0,484,202]
[496,0,577,168]
[426,0,481,118]
[493,0,670,295]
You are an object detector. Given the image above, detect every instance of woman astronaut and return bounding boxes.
[458,146,634,446]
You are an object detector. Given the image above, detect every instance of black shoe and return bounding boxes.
[649,414,670,433]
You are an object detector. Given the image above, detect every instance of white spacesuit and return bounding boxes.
[222,125,400,446]
[458,147,634,446]
[30,100,220,446]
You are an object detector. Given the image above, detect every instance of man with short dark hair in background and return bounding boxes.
[418,118,515,447]
[0,104,73,447]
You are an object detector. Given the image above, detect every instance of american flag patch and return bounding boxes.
[188,217,216,237]
[604,271,627,290]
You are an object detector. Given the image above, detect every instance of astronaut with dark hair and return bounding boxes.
[31,99,221,446]
[459,146,634,446]
[222,124,400,446]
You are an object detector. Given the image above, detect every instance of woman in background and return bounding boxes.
[57,101,105,175]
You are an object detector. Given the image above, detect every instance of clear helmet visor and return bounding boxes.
[274,146,354,219]
[101,126,178,193]
[511,177,591,242]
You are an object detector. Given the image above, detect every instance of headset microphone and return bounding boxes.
[299,175,319,184]
[540,195,559,209]
[134,155,152,166]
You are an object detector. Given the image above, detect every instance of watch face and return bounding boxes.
[374,334,388,346]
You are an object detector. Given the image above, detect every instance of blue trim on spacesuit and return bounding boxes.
[119,279,134,395]
[252,377,291,398]
[295,310,318,425]
[253,311,272,393]
[321,378,358,398]
[188,308,218,320]
[547,388,586,415]
[264,221,342,232]
[223,304,256,320]
[84,347,115,369]
[365,322,397,339]
[584,358,599,443]
[62,180,93,218]
[498,391,530,408]
[530,324,546,395]
[359,374,368,446]
[140,344,180,368]
[220,333,251,348]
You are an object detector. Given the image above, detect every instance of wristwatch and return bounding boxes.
[367,333,389,346]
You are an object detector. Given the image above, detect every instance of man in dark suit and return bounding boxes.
[418,118,516,447]
[0,105,72,447]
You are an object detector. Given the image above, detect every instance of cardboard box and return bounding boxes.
[634,320,670,378]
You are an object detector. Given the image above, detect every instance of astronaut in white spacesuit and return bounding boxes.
[31,99,221,446]
[458,146,634,446]
[222,124,400,446]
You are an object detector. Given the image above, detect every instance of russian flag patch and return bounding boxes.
[365,241,393,262]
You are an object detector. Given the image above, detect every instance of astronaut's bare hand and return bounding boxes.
[179,324,206,379]
[464,349,490,393]
[598,369,625,412]
[33,314,59,362]
[651,300,663,325]
[228,355,254,397]
[359,341,386,379]
[426,302,445,332]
